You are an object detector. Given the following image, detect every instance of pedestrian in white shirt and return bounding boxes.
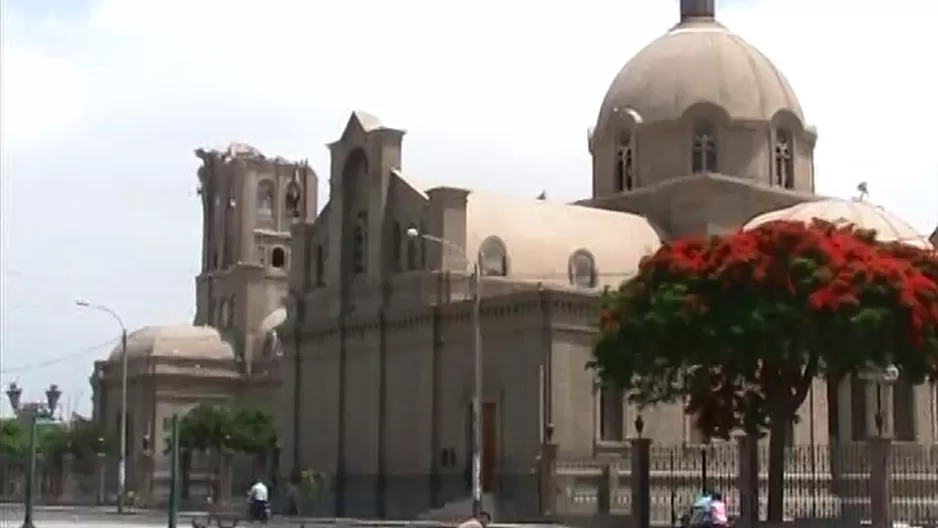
[248,479,270,522]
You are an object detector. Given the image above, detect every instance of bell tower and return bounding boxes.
[193,143,318,365]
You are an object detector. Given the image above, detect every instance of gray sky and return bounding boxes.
[2,0,937,416]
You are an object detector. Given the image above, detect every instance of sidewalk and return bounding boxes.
[0,505,564,528]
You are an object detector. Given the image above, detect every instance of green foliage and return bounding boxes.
[165,404,279,456]
[0,418,27,462]
[229,407,278,454]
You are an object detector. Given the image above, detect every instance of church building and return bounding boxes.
[278,0,936,517]
[92,0,936,515]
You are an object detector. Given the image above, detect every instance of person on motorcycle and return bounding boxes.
[710,492,728,527]
[248,477,270,522]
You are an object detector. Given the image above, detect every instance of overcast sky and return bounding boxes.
[2,0,936,416]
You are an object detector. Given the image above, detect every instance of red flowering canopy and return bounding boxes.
[591,219,938,439]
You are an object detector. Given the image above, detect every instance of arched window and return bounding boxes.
[478,236,508,277]
[256,180,275,217]
[614,133,635,192]
[569,250,597,288]
[691,120,718,174]
[774,128,794,189]
[284,181,302,219]
[271,247,286,269]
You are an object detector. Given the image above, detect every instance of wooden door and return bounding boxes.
[482,403,497,492]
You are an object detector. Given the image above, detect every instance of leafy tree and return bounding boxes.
[230,407,278,455]
[590,219,938,522]
[177,404,235,452]
[64,418,111,461]
[0,418,27,465]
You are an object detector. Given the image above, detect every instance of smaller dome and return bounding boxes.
[107,325,236,362]
[744,199,934,250]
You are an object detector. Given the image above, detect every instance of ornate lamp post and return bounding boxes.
[6,382,22,414]
[6,383,63,528]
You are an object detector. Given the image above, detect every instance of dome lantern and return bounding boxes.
[680,0,715,21]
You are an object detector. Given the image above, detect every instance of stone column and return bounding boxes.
[536,441,557,519]
[735,434,759,528]
[868,437,893,528]
[630,438,651,528]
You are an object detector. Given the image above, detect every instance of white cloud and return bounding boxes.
[1,0,936,411]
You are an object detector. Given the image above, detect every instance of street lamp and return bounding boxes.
[406,226,485,518]
[76,299,129,513]
[6,383,62,528]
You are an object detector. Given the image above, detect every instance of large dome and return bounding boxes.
[107,325,236,362]
[597,3,803,127]
[744,199,934,250]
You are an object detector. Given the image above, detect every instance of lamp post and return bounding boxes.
[6,382,62,528]
[407,226,484,518]
[76,299,129,513]
[873,365,900,436]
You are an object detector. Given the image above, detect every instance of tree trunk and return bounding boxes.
[766,414,788,523]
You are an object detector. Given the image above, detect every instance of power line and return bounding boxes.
[0,337,119,374]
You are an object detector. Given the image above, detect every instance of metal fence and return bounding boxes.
[551,442,938,527]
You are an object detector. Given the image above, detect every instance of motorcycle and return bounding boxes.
[247,498,272,523]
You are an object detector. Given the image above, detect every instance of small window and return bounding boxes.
[315,244,325,286]
[257,246,267,267]
[774,128,794,189]
[219,299,229,327]
[257,180,275,216]
[391,221,402,272]
[353,211,368,274]
[226,296,236,327]
[569,250,597,288]
[614,133,635,192]
[271,247,286,269]
[479,236,508,277]
[285,181,302,219]
[691,120,718,174]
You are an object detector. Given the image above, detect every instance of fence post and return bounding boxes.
[631,438,651,528]
[735,433,759,528]
[60,453,78,505]
[536,440,558,519]
[95,453,106,505]
[868,437,893,528]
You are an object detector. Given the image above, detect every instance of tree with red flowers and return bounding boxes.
[590,219,938,522]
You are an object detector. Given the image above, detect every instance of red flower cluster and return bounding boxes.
[634,219,938,351]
